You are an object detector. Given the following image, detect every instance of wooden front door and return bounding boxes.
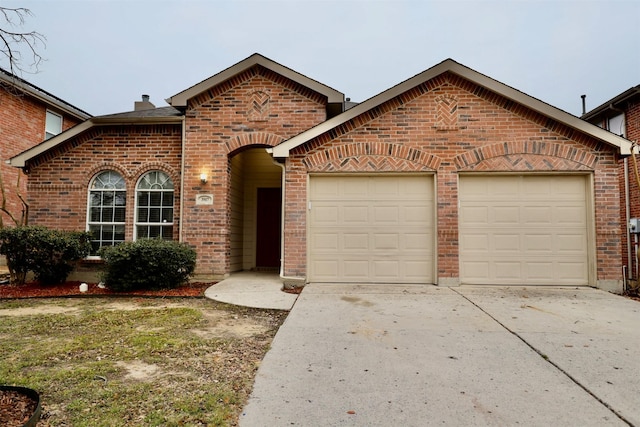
[256,187,282,268]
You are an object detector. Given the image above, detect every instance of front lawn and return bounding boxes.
[0,298,287,426]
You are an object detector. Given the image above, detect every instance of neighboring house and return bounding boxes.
[582,86,640,285]
[0,69,91,226]
[9,54,632,292]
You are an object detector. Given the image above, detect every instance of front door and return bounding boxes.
[256,187,282,268]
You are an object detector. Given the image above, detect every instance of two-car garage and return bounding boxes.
[307,174,591,286]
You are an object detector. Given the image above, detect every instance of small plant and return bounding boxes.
[0,226,91,285]
[99,239,196,292]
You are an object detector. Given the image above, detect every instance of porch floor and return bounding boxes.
[204,271,298,310]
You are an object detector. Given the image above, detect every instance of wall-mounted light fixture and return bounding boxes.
[200,173,208,184]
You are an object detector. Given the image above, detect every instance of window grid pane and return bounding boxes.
[136,171,174,241]
[88,171,126,255]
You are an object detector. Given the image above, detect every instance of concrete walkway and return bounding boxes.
[204,271,298,310]
[240,284,640,426]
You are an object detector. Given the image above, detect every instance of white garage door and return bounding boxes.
[309,175,435,283]
[459,175,590,285]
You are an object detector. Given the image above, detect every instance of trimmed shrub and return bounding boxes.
[0,226,92,285]
[99,239,196,292]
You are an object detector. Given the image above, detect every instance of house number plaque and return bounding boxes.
[195,194,214,205]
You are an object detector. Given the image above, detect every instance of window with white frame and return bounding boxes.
[135,171,174,239]
[88,170,126,254]
[45,110,63,140]
[608,113,626,137]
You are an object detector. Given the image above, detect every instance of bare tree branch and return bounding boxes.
[0,7,46,76]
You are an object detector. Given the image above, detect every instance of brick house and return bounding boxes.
[0,69,90,226]
[582,86,640,285]
[9,54,632,292]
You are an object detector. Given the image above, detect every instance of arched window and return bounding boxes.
[88,170,126,254]
[135,170,174,239]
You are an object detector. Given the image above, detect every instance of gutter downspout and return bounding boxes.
[625,157,632,280]
[267,148,305,287]
[179,115,186,242]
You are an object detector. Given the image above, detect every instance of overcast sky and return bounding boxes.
[11,0,640,118]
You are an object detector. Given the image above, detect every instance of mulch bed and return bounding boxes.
[0,389,38,427]
[0,280,215,299]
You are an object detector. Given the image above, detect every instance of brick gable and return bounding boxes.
[181,66,330,276]
[283,77,623,285]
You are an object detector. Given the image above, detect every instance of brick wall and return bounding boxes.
[26,124,182,239]
[284,73,623,285]
[181,65,328,277]
[621,100,640,280]
[0,85,81,226]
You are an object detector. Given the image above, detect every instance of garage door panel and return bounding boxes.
[343,179,369,196]
[461,205,489,225]
[494,262,522,280]
[557,233,587,252]
[523,234,553,253]
[494,234,521,252]
[462,261,490,280]
[343,234,369,250]
[405,233,432,250]
[525,262,554,280]
[312,260,339,280]
[461,233,490,251]
[312,206,339,225]
[374,261,400,278]
[494,206,520,224]
[344,260,369,278]
[311,233,339,251]
[373,206,399,222]
[556,206,587,225]
[522,206,551,224]
[404,261,432,279]
[343,206,369,223]
[558,262,588,281]
[460,175,589,285]
[373,233,399,250]
[309,175,434,284]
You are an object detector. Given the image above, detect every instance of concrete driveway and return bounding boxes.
[240,284,640,426]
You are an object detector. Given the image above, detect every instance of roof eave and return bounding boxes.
[9,116,183,168]
[92,116,183,125]
[167,53,344,108]
[0,72,92,120]
[9,120,94,168]
[582,86,640,121]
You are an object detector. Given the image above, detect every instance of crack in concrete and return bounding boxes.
[451,288,634,427]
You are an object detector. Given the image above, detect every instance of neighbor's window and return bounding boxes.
[608,113,626,137]
[135,170,174,240]
[88,170,126,254]
[45,110,63,140]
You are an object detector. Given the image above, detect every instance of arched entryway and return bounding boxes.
[229,147,282,272]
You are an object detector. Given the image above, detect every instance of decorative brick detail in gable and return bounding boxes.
[435,94,459,130]
[454,141,598,171]
[247,89,270,122]
[303,142,440,172]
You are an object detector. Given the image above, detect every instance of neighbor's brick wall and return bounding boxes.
[285,72,623,284]
[621,99,640,279]
[25,124,182,239]
[181,65,328,277]
[0,85,81,226]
